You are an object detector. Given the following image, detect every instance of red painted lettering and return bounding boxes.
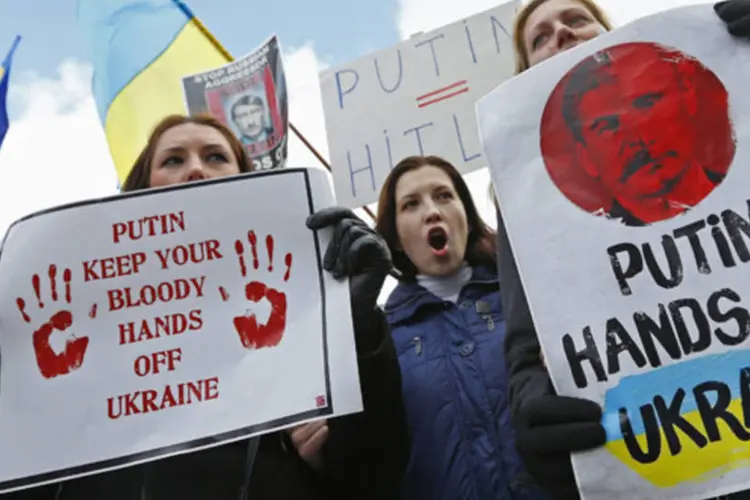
[141,390,159,413]
[83,252,147,282]
[118,310,203,345]
[111,212,186,244]
[133,348,182,377]
[107,276,205,311]
[154,240,223,270]
[106,376,220,419]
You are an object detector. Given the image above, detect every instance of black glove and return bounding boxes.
[306,207,392,352]
[514,396,606,500]
[715,0,750,37]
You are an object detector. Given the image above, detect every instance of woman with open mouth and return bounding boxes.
[494,0,750,498]
[375,155,550,500]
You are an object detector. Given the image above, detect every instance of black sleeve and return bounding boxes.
[496,208,555,419]
[321,308,410,499]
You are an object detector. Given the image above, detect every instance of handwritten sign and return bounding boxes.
[319,0,519,208]
[0,168,362,493]
[477,6,750,500]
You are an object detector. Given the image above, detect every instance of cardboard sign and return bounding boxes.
[319,0,519,208]
[0,168,361,493]
[478,5,750,500]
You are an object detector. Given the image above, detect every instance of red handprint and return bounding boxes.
[219,230,293,350]
[16,265,93,379]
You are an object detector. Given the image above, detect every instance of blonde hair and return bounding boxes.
[512,0,614,74]
[488,0,614,208]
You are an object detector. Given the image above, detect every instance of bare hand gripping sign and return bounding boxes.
[0,168,361,493]
[477,5,750,500]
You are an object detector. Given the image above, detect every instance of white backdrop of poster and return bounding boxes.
[0,168,361,493]
[477,6,750,500]
[319,0,519,208]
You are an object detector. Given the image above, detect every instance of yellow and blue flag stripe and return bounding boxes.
[602,348,750,487]
[76,0,231,183]
[0,35,21,150]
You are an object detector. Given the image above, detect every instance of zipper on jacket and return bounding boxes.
[411,336,423,355]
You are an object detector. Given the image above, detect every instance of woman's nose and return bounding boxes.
[554,23,578,49]
[424,202,443,223]
[184,157,208,182]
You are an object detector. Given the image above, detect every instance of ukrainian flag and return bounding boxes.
[77,0,232,183]
[0,36,21,151]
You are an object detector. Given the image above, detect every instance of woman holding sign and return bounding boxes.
[15,114,409,500]
[374,154,549,500]
[495,0,750,498]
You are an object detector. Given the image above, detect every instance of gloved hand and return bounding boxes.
[715,0,750,37]
[514,396,606,500]
[306,207,392,353]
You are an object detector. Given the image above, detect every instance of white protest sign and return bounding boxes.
[319,0,519,208]
[477,5,750,500]
[0,167,362,493]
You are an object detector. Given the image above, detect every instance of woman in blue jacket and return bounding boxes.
[374,154,548,500]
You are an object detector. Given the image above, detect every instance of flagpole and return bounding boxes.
[190,17,377,223]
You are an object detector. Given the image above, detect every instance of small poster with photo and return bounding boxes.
[182,35,289,171]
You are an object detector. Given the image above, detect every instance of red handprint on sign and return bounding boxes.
[219,230,293,350]
[16,265,94,379]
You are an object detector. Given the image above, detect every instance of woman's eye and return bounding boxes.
[569,15,588,26]
[402,200,417,210]
[162,156,183,167]
[531,33,548,50]
[207,153,228,162]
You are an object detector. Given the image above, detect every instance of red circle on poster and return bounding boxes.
[539,42,735,226]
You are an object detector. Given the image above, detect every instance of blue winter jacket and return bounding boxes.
[385,265,550,500]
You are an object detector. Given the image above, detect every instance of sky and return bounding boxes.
[0,0,714,301]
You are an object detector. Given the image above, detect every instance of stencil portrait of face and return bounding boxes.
[540,42,736,226]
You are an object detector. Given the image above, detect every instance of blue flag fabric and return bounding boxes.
[0,35,21,150]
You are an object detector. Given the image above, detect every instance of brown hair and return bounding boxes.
[376,155,497,281]
[121,114,254,192]
[512,0,613,74]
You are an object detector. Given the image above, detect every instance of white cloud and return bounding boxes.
[0,60,118,236]
[592,0,708,25]
[396,0,506,40]
[282,42,331,169]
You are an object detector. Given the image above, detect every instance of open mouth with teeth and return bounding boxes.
[427,227,449,256]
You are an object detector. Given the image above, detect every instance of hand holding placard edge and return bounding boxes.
[515,395,606,499]
[715,0,750,37]
[306,207,392,355]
